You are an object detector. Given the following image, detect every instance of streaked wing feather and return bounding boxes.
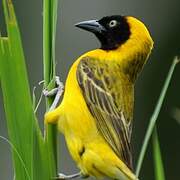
[76,56,133,169]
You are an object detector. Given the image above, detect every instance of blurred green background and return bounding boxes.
[0,0,180,179]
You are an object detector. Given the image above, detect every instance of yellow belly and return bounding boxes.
[57,64,136,179]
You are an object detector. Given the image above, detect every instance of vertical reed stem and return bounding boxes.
[43,0,58,177]
[136,57,180,177]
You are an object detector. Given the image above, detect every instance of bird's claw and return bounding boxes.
[43,76,64,97]
[53,172,82,180]
[43,76,64,110]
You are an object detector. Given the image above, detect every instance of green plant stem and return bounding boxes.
[43,0,58,177]
[135,57,180,177]
[43,0,53,83]
[152,127,165,180]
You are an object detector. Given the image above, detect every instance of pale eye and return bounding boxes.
[109,20,117,27]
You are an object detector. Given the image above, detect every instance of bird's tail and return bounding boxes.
[115,161,139,180]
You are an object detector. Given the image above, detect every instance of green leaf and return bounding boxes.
[0,1,34,179]
[152,127,165,180]
[0,0,59,179]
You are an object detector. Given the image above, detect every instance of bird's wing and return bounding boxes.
[76,56,134,169]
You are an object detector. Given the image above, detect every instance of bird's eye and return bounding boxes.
[109,20,117,27]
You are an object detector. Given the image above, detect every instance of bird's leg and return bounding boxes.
[53,172,89,180]
[43,76,64,111]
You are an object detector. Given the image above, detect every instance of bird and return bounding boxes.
[44,15,153,180]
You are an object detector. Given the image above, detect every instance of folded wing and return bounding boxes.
[76,56,133,169]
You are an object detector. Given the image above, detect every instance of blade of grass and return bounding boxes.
[0,135,30,179]
[135,56,180,177]
[152,127,165,180]
[0,40,31,180]
[0,1,34,179]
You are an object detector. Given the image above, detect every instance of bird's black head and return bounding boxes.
[75,15,131,50]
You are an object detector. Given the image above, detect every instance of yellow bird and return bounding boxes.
[45,15,153,180]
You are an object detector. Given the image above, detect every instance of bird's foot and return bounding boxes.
[55,172,80,179]
[43,76,64,111]
[53,172,88,179]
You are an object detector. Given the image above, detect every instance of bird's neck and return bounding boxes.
[84,33,153,83]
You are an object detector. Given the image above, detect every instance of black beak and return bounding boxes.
[75,20,106,33]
